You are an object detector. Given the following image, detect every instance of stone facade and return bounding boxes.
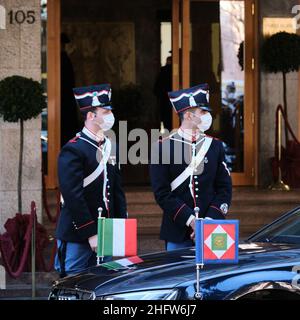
[0,0,42,233]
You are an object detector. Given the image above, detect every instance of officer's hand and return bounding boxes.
[190,232,195,241]
[190,218,195,241]
[190,217,213,240]
[88,234,98,252]
[190,218,195,231]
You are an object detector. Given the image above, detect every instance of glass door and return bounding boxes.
[172,0,257,185]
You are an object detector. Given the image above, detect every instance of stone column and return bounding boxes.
[0,0,42,233]
[259,0,299,187]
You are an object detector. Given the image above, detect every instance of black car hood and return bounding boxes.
[54,242,300,297]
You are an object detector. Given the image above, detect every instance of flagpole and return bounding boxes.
[194,207,203,300]
[97,207,104,265]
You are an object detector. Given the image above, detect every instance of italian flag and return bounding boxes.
[97,218,137,257]
[101,256,143,270]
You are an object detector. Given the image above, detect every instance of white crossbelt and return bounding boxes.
[170,136,213,192]
[60,136,112,208]
[79,137,112,188]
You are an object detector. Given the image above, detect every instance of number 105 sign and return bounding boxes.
[9,10,36,25]
[0,6,36,30]
[293,5,300,30]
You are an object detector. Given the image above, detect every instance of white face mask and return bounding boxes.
[194,112,212,132]
[93,112,115,131]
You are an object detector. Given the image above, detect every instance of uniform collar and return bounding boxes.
[82,127,104,143]
[177,127,205,142]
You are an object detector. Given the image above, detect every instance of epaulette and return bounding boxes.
[158,136,170,143]
[158,131,177,143]
[69,136,80,143]
[206,134,222,142]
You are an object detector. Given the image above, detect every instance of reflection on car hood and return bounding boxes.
[54,242,300,296]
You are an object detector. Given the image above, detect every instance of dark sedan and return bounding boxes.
[49,206,300,300]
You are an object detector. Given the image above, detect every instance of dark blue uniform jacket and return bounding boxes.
[150,132,232,243]
[55,131,127,242]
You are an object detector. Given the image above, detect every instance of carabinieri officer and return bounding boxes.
[55,84,127,277]
[150,83,232,251]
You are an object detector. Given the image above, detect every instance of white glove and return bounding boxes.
[88,234,98,252]
[190,217,212,240]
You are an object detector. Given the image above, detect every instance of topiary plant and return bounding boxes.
[237,41,244,71]
[0,75,46,213]
[261,32,300,144]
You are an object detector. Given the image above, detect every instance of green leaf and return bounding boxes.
[0,75,46,123]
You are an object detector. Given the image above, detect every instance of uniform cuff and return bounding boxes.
[186,215,195,226]
[205,206,226,220]
[173,204,194,227]
[74,220,97,240]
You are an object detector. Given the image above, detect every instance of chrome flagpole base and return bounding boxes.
[194,263,204,300]
[194,292,203,300]
[268,180,290,191]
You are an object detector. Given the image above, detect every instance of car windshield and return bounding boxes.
[247,207,300,245]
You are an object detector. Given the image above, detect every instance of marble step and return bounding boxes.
[43,201,299,220]
[43,204,294,239]
[0,271,58,299]
[44,195,300,208]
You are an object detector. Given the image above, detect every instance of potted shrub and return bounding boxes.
[0,75,46,212]
[261,31,300,144]
[237,40,244,71]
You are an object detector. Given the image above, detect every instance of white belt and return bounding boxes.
[60,136,112,208]
[170,137,213,192]
[80,137,112,188]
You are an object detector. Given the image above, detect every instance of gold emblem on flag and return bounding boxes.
[212,233,227,251]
